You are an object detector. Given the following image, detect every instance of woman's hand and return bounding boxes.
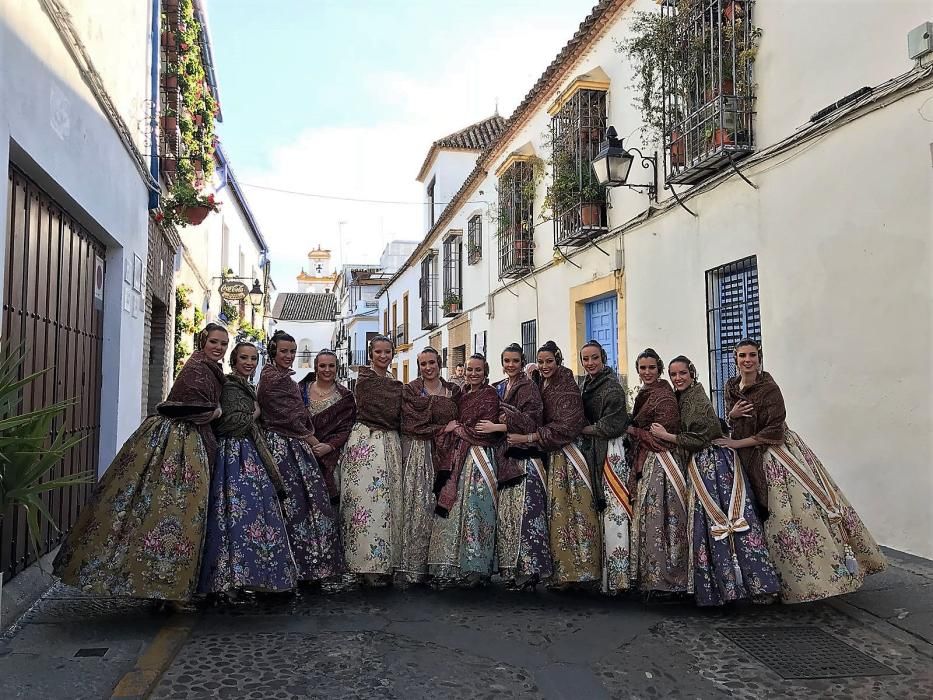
[443,420,459,434]
[713,437,740,449]
[498,412,508,424]
[475,420,498,434]
[506,432,532,446]
[312,443,334,458]
[729,400,754,420]
[303,434,319,447]
[581,424,597,436]
[454,425,469,440]
[649,422,674,442]
[212,406,223,421]
[252,402,261,420]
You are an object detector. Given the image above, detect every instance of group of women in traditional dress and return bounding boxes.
[53,324,886,608]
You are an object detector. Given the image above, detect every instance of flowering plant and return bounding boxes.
[153,180,220,227]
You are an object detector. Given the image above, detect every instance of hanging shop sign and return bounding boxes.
[219,280,249,301]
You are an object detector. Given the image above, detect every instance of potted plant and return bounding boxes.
[163,0,179,10]
[722,0,744,22]
[160,108,178,132]
[468,242,482,262]
[0,346,90,628]
[443,291,461,315]
[669,130,686,167]
[161,30,177,49]
[161,180,220,227]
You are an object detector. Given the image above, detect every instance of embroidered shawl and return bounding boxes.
[674,381,723,464]
[434,384,503,516]
[725,371,787,509]
[216,373,286,496]
[535,365,586,453]
[626,379,680,474]
[580,367,629,508]
[299,381,357,502]
[401,378,461,439]
[354,366,402,432]
[257,364,314,438]
[157,350,225,461]
[495,374,543,435]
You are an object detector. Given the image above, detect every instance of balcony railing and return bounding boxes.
[395,323,408,347]
[663,0,758,184]
[351,349,369,367]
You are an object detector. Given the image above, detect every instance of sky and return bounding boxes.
[206,0,601,292]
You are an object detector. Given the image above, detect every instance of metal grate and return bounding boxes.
[719,627,897,680]
[497,160,536,278]
[467,215,482,265]
[74,647,109,658]
[419,251,438,330]
[521,319,537,364]
[442,233,462,317]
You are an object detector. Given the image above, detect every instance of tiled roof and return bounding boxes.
[381,0,625,297]
[416,115,507,181]
[271,292,336,321]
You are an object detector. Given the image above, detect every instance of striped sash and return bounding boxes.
[769,444,843,525]
[471,446,498,505]
[562,443,593,493]
[657,450,688,513]
[687,449,750,541]
[529,457,547,499]
[603,455,633,520]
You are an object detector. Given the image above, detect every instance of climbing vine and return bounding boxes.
[173,283,196,376]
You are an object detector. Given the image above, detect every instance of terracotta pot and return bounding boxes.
[709,129,733,148]
[160,156,177,174]
[580,203,601,227]
[161,31,176,48]
[161,74,177,89]
[181,205,210,226]
[670,131,686,167]
[193,113,203,126]
[160,115,177,131]
[163,0,179,10]
[706,79,735,102]
[722,1,744,22]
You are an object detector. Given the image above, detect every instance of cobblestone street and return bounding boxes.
[2,550,931,699]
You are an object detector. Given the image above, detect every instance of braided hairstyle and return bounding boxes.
[537,340,564,366]
[368,334,395,358]
[197,322,228,351]
[580,339,608,364]
[467,352,490,379]
[635,347,664,375]
[229,341,258,371]
[500,342,525,366]
[267,330,295,360]
[667,354,698,381]
[416,346,441,376]
[314,348,339,372]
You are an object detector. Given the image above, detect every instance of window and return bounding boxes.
[420,251,439,329]
[402,360,409,383]
[427,176,436,227]
[467,214,482,264]
[521,319,537,365]
[383,308,390,335]
[451,344,466,372]
[549,88,607,246]
[473,331,486,357]
[442,232,462,317]
[497,159,536,279]
[663,0,758,185]
[706,256,761,417]
[442,346,448,369]
[391,302,398,345]
[401,292,409,346]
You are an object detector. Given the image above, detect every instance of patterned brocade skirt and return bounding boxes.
[337,423,404,576]
[428,446,498,583]
[265,431,344,582]
[198,437,297,594]
[761,428,885,603]
[547,445,601,586]
[496,457,552,584]
[54,416,210,601]
[600,437,633,594]
[396,437,437,583]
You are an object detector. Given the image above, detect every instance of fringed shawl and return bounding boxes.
[299,381,357,502]
[257,364,314,438]
[674,381,723,465]
[401,378,460,439]
[216,374,287,496]
[434,384,502,516]
[535,365,586,452]
[354,366,402,432]
[580,367,629,508]
[157,350,225,461]
[725,371,786,509]
[626,379,680,474]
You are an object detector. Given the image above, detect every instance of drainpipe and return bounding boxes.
[148,0,162,210]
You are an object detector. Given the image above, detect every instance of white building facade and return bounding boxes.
[377,0,933,558]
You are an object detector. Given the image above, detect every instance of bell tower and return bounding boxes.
[296,245,337,293]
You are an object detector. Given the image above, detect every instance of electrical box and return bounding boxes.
[908,22,933,60]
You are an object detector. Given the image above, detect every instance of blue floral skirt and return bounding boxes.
[265,431,344,582]
[198,437,298,594]
[496,457,553,583]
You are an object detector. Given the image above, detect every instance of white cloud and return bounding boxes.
[240,4,595,294]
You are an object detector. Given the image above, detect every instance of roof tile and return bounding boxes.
[273,292,336,321]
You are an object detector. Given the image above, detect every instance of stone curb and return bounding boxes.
[0,547,58,635]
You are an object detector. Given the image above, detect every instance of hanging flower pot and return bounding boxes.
[706,79,735,102]
[161,74,178,89]
[722,1,744,22]
[180,205,210,226]
[160,115,177,131]
[709,128,733,149]
[163,0,179,10]
[670,130,686,167]
[161,30,177,49]
[580,203,601,227]
[161,156,177,175]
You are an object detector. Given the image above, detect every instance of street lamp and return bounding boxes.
[591,126,658,201]
[248,279,263,309]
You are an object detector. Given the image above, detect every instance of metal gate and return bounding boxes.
[1,166,105,580]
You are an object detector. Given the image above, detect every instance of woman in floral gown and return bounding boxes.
[298,350,357,506]
[649,355,779,606]
[578,340,632,595]
[398,347,459,585]
[715,339,885,603]
[626,348,688,596]
[509,341,601,587]
[54,324,229,602]
[478,343,552,589]
[337,335,404,586]
[428,354,510,586]
[198,342,297,597]
[257,332,343,584]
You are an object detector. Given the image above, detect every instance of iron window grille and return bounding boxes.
[395,323,407,348]
[550,88,608,247]
[467,215,483,265]
[706,255,761,417]
[663,0,758,185]
[420,251,438,330]
[521,319,537,364]
[497,160,535,279]
[451,345,466,371]
[442,233,462,317]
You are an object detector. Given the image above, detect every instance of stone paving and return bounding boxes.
[2,566,932,700]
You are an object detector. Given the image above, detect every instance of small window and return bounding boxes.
[521,319,537,365]
[442,233,462,317]
[706,256,761,417]
[427,176,436,227]
[497,160,536,279]
[467,215,482,264]
[420,251,439,330]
